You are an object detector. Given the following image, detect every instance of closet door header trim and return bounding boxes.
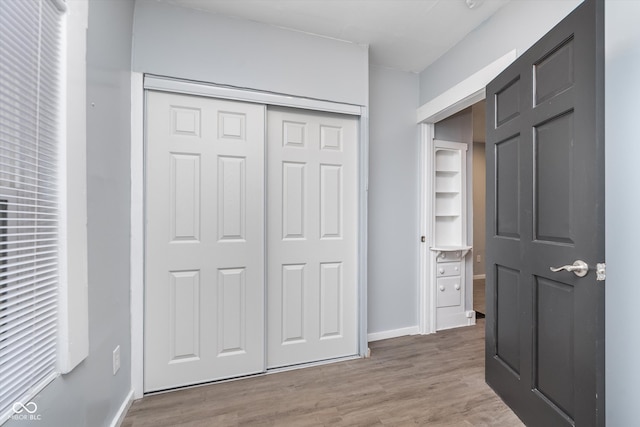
[144,75,363,116]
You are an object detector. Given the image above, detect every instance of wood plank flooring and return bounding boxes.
[123,320,522,426]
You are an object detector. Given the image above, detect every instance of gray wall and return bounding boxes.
[133,0,368,106]
[434,108,473,144]
[419,0,582,105]
[367,65,420,334]
[605,1,640,424]
[6,1,135,426]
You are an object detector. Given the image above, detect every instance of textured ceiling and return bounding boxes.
[160,0,511,73]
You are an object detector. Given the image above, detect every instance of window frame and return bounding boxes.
[56,0,89,374]
[0,0,88,421]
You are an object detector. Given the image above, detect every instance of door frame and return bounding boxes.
[416,51,516,334]
[130,73,369,398]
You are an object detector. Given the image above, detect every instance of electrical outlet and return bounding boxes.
[113,345,120,375]
[476,255,481,263]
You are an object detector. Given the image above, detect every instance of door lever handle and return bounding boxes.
[550,260,589,277]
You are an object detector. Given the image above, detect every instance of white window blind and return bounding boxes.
[0,0,64,420]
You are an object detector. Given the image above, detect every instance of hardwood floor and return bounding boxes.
[123,320,522,426]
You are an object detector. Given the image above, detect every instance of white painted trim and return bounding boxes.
[130,72,144,399]
[358,107,369,357]
[473,274,486,280]
[416,51,517,338]
[416,50,517,124]
[144,75,362,116]
[57,0,89,374]
[109,389,134,427]
[427,124,438,335]
[437,312,477,331]
[367,326,420,342]
[131,74,369,393]
[418,123,435,335]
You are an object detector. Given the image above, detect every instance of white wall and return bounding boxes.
[5,1,135,426]
[367,65,420,335]
[419,0,583,105]
[132,0,368,106]
[605,1,640,424]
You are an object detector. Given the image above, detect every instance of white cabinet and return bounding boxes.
[437,262,461,277]
[430,140,472,330]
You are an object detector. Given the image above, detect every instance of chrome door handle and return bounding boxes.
[550,260,589,277]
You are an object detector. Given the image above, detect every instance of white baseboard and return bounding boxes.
[473,274,486,280]
[437,311,476,331]
[367,325,420,342]
[110,389,134,427]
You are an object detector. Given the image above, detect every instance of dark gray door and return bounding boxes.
[485,0,604,426]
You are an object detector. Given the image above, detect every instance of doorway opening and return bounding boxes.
[471,101,486,318]
[429,100,486,329]
[416,50,516,335]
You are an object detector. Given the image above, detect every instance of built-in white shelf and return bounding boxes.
[432,140,471,331]
[429,246,473,259]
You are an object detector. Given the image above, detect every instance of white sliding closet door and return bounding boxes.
[144,91,265,392]
[267,107,358,368]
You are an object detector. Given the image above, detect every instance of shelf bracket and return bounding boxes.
[429,246,472,260]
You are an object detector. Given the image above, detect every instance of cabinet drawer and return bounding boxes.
[436,251,463,262]
[436,277,462,308]
[436,262,461,277]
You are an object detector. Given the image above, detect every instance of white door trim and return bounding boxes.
[416,50,517,335]
[357,108,369,358]
[416,50,518,125]
[418,123,435,335]
[145,75,362,116]
[130,73,368,398]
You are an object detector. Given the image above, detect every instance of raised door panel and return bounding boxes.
[217,157,246,242]
[319,262,342,339]
[282,264,306,343]
[282,162,306,240]
[534,112,574,245]
[169,154,200,242]
[495,136,520,239]
[495,265,520,376]
[168,270,200,362]
[495,77,520,127]
[320,164,342,239]
[534,276,575,419]
[217,268,246,356]
[534,38,574,106]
